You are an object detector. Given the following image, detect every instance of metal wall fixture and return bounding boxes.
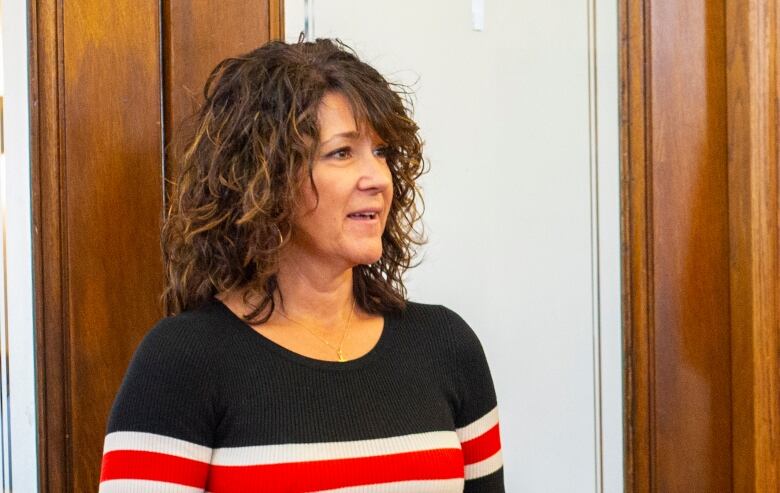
[303,0,315,41]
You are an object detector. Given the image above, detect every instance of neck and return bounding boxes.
[217,240,365,333]
[273,246,356,332]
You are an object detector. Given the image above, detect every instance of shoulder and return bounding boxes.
[107,301,229,441]
[146,300,231,340]
[399,300,462,324]
[130,300,232,375]
[400,301,486,360]
[401,301,480,340]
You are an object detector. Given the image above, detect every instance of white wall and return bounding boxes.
[286,1,622,491]
[1,0,40,491]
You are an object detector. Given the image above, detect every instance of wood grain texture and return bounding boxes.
[29,0,68,490]
[163,0,270,185]
[727,0,780,491]
[61,1,165,490]
[269,0,285,40]
[30,1,282,491]
[622,0,734,491]
[620,0,653,490]
[650,1,732,491]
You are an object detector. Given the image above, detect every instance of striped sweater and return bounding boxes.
[99,299,504,492]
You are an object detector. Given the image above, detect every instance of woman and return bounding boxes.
[99,38,504,492]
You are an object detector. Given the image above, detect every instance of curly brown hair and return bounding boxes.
[161,38,427,324]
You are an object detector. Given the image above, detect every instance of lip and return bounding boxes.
[346,208,382,216]
[345,208,382,223]
[346,208,381,226]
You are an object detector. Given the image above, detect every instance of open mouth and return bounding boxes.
[347,212,379,220]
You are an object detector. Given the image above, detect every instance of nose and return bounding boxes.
[357,146,392,192]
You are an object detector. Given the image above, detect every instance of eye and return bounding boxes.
[326,147,352,160]
[373,145,390,158]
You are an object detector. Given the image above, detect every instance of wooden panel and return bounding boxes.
[30,1,283,490]
[163,0,275,182]
[61,1,165,490]
[29,0,67,490]
[727,0,780,491]
[624,0,780,490]
[620,0,652,490]
[649,1,732,491]
[622,0,733,491]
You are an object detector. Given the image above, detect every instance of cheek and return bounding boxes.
[297,172,330,218]
[304,186,346,235]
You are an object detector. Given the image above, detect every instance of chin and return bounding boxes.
[344,239,383,266]
[355,255,382,267]
[351,249,383,266]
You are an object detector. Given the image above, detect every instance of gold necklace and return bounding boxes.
[278,298,356,362]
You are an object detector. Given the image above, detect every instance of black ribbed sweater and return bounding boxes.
[99,299,504,492]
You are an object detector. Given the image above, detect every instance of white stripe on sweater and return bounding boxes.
[103,431,212,463]
[316,478,466,492]
[464,448,503,480]
[211,430,461,466]
[99,479,205,493]
[456,405,500,442]
[102,429,462,466]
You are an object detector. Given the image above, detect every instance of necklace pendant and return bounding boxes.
[337,349,346,362]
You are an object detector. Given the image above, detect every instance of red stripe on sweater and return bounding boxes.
[206,447,464,492]
[100,450,209,487]
[461,423,501,465]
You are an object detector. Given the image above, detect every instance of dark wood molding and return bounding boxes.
[29,0,70,491]
[270,0,285,40]
[726,0,780,490]
[620,0,652,490]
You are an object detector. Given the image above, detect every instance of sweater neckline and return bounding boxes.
[209,298,398,371]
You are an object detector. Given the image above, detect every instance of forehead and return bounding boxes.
[316,92,379,142]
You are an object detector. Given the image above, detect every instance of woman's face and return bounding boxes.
[290,91,393,269]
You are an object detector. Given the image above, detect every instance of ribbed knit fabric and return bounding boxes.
[99,299,504,492]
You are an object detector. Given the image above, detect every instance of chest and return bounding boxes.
[209,356,462,491]
[252,315,385,362]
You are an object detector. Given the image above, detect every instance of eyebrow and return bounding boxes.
[320,131,360,146]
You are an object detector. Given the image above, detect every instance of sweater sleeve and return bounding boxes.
[98,317,217,492]
[442,306,505,493]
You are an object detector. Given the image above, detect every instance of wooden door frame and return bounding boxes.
[725,0,779,489]
[620,0,780,490]
[619,0,651,486]
[28,1,69,490]
[27,1,285,491]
